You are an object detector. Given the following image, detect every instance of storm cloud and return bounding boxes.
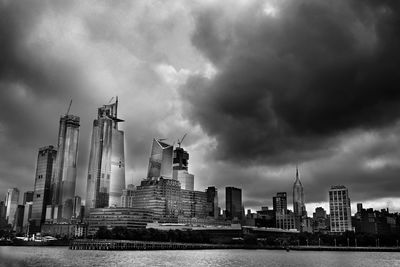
[182,0,400,164]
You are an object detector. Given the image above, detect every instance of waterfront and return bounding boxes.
[1,247,400,267]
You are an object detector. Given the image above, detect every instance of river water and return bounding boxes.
[1,247,400,267]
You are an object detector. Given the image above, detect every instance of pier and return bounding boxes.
[70,239,232,250]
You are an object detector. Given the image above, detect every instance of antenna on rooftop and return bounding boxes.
[66,99,72,115]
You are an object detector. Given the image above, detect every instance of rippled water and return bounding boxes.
[1,247,400,267]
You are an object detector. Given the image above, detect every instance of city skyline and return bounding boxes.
[2,0,400,214]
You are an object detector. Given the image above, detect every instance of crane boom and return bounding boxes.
[177,133,187,148]
[66,99,72,115]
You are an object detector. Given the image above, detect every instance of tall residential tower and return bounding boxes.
[86,99,125,211]
[329,185,352,232]
[50,113,80,221]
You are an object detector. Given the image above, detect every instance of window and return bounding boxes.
[37,194,41,198]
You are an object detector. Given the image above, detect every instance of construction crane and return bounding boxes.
[66,99,72,115]
[177,133,187,148]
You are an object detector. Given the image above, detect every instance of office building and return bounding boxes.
[173,146,195,191]
[31,146,56,230]
[313,207,328,233]
[23,191,34,205]
[5,188,20,229]
[225,187,242,221]
[23,201,33,233]
[180,189,209,218]
[293,167,306,231]
[86,98,125,210]
[86,207,154,236]
[0,201,6,220]
[276,210,296,230]
[273,192,287,214]
[72,196,82,220]
[147,139,173,179]
[50,113,80,221]
[329,185,352,232]
[15,205,25,233]
[206,186,219,218]
[121,185,136,208]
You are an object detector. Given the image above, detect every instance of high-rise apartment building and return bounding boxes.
[5,188,20,229]
[329,185,352,232]
[32,146,56,230]
[147,139,173,179]
[86,99,125,210]
[273,192,287,214]
[226,187,242,220]
[50,113,80,221]
[23,191,34,205]
[206,186,219,218]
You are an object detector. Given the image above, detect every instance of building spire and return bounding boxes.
[296,164,299,180]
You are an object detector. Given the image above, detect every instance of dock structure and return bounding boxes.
[70,240,231,250]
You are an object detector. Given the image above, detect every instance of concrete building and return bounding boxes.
[206,186,219,218]
[276,210,296,230]
[313,207,329,233]
[329,185,352,233]
[225,187,242,221]
[181,189,209,219]
[147,139,173,179]
[31,146,56,231]
[41,223,86,238]
[86,98,125,210]
[5,188,20,230]
[174,171,194,191]
[273,192,287,214]
[23,191,34,205]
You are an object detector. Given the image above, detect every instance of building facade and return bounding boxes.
[206,186,219,218]
[329,185,352,233]
[293,167,306,231]
[23,191,34,205]
[31,146,56,230]
[172,146,194,191]
[147,139,173,179]
[50,114,80,221]
[5,188,20,230]
[86,207,154,236]
[273,192,287,214]
[86,99,125,210]
[225,187,242,221]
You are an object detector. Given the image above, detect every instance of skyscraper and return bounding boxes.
[32,146,56,229]
[50,113,80,221]
[293,167,306,216]
[147,139,173,179]
[293,167,306,231]
[273,192,287,214]
[329,185,352,232]
[86,99,125,210]
[225,187,242,220]
[172,146,194,191]
[72,196,82,219]
[206,186,219,218]
[5,188,19,229]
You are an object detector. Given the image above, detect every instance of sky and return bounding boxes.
[1,0,400,214]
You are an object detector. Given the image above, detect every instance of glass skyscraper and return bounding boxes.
[86,99,125,210]
[147,139,173,179]
[32,146,56,229]
[225,187,242,221]
[5,188,19,230]
[50,114,80,221]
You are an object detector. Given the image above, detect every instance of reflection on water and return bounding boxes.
[1,246,400,267]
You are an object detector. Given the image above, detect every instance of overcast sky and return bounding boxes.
[1,0,400,214]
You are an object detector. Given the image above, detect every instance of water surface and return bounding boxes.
[1,247,399,267]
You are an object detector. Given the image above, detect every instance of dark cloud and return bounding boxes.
[182,0,400,165]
